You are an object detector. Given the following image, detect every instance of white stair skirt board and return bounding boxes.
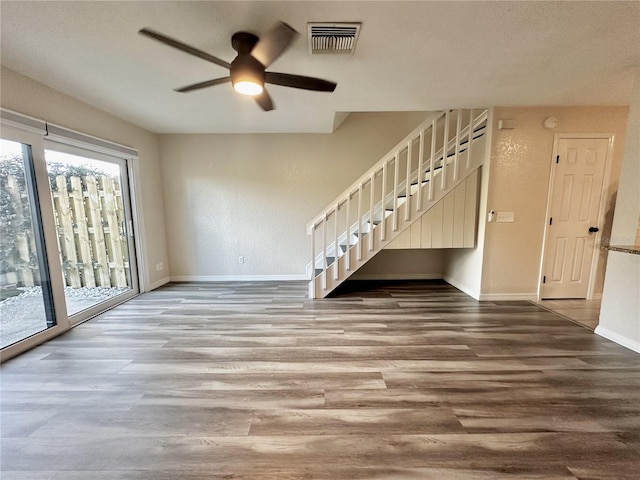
[595,326,640,354]
[171,275,308,282]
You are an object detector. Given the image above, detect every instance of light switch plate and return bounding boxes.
[496,212,514,223]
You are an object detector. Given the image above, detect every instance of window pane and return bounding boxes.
[44,150,133,316]
[0,139,56,348]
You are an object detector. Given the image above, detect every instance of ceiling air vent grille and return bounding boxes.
[308,23,361,55]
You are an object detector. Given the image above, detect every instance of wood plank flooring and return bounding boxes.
[1,280,639,479]
[535,299,601,331]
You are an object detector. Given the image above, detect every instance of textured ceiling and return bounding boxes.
[1,1,639,133]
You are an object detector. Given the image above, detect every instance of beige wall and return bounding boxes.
[351,250,444,280]
[480,106,629,297]
[158,112,431,278]
[0,67,169,289]
[597,70,640,352]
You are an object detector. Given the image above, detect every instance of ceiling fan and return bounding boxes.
[139,22,337,111]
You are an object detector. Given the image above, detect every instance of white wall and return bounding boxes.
[597,70,640,353]
[462,106,628,300]
[0,67,169,289]
[159,112,432,280]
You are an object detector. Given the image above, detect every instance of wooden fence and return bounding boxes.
[1,174,130,288]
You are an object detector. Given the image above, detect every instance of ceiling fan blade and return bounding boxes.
[255,89,275,111]
[175,77,231,93]
[139,28,231,70]
[266,72,337,92]
[250,22,298,67]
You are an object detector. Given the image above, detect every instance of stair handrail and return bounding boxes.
[306,111,445,233]
[306,109,488,234]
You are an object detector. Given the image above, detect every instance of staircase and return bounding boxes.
[307,109,489,298]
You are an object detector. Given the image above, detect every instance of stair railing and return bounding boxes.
[307,109,488,286]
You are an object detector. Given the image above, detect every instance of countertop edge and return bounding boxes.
[608,245,640,255]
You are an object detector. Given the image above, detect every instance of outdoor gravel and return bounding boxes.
[0,286,129,348]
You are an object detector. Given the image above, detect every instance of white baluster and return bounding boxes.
[357,184,363,261]
[429,119,437,201]
[467,109,474,169]
[369,173,375,252]
[417,130,424,212]
[405,140,412,222]
[333,204,339,281]
[345,193,351,271]
[311,223,316,281]
[393,153,399,232]
[381,162,387,241]
[322,215,327,290]
[441,110,450,191]
[454,109,462,182]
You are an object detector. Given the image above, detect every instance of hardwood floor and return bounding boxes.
[535,299,601,331]
[1,280,639,479]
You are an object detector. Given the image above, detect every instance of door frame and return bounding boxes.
[1,110,144,361]
[42,141,141,326]
[0,125,71,360]
[537,133,616,301]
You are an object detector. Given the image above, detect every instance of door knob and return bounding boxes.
[589,226,599,233]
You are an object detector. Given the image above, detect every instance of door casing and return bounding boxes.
[538,133,616,301]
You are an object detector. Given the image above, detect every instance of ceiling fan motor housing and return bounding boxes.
[230,32,266,90]
[230,54,266,89]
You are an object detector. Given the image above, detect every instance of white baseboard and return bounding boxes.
[170,274,308,282]
[590,293,603,301]
[349,273,442,281]
[595,326,640,354]
[147,276,170,291]
[478,292,538,302]
[443,276,480,300]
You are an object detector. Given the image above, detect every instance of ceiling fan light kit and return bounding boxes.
[233,81,263,96]
[139,22,337,111]
[229,36,266,96]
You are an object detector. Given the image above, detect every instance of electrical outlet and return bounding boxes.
[156,262,164,271]
[238,256,244,264]
[496,212,515,223]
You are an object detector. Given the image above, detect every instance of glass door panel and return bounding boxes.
[0,139,56,348]
[44,148,137,317]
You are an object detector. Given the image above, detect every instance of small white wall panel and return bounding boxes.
[410,222,422,248]
[463,169,479,247]
[442,192,455,248]
[421,208,433,248]
[453,181,466,247]
[430,200,444,248]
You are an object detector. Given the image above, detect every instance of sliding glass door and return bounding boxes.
[44,144,138,323]
[0,139,56,348]
[1,111,141,358]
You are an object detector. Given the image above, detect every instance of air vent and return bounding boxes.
[307,23,361,55]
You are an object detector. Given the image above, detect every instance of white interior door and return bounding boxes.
[541,137,609,299]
